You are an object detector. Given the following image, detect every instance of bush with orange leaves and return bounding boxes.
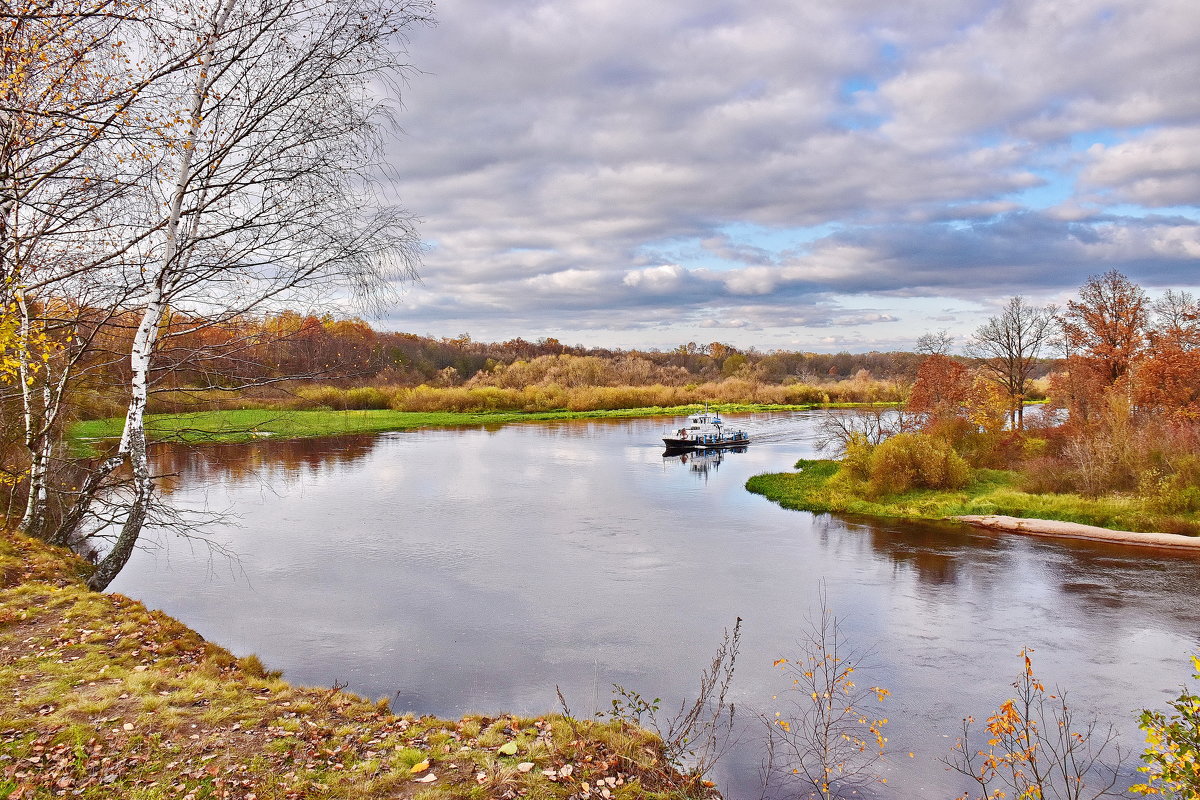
[945,649,1126,800]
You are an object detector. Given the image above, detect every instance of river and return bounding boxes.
[108,411,1200,798]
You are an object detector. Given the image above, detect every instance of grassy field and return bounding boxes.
[746,459,1200,535]
[68,402,883,455]
[0,529,710,799]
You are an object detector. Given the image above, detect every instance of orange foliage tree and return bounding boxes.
[1061,269,1149,383]
[907,354,973,421]
[1133,347,1200,420]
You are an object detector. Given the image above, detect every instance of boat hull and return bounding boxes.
[662,435,750,451]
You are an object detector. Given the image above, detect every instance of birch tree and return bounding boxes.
[69,0,430,590]
[0,0,162,537]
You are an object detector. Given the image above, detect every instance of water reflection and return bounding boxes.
[107,413,1200,800]
[663,446,749,481]
[152,434,385,495]
[825,515,976,587]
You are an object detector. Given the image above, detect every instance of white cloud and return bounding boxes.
[622,265,689,293]
[1081,127,1200,206]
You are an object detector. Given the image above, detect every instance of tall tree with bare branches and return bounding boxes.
[0,0,178,538]
[966,296,1056,429]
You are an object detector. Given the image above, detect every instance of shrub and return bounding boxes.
[342,386,393,409]
[1020,455,1075,494]
[839,433,874,482]
[866,432,969,496]
[1139,455,1200,514]
[293,385,396,410]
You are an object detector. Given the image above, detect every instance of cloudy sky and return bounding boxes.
[379,0,1200,352]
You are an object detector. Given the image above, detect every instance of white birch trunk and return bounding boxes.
[85,286,164,589]
[86,0,233,590]
[15,292,45,535]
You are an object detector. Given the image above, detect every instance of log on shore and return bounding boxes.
[955,514,1200,550]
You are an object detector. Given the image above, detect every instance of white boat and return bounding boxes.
[662,406,750,451]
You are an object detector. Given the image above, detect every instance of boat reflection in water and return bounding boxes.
[662,445,749,480]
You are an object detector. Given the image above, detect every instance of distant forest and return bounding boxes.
[133,311,1029,389]
[15,307,1061,418]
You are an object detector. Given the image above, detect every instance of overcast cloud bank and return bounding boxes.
[381,0,1200,351]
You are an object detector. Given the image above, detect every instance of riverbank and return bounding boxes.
[746,459,1200,541]
[68,403,886,455]
[0,530,711,799]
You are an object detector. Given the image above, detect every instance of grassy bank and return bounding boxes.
[69,403,883,454]
[0,529,709,799]
[746,459,1200,535]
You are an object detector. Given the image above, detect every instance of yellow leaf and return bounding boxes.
[410,759,430,774]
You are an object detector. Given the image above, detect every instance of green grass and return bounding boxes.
[746,459,1200,535]
[68,402,886,455]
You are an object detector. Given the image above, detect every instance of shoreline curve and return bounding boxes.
[955,514,1200,550]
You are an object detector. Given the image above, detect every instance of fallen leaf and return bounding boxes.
[498,742,519,756]
[517,762,534,773]
[410,759,430,774]
[414,773,437,783]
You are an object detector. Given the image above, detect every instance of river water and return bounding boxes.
[108,411,1200,798]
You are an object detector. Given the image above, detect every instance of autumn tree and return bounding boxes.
[0,0,215,537]
[1130,348,1200,420]
[966,295,1056,429]
[1130,290,1200,419]
[0,0,130,532]
[1060,270,1149,384]
[907,354,972,421]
